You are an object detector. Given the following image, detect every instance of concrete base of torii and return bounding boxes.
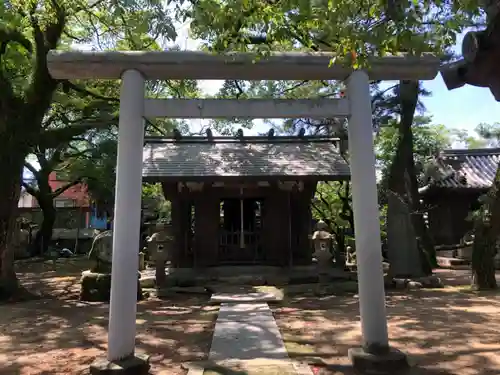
[349,347,409,374]
[90,354,150,375]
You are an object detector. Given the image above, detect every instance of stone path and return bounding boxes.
[209,291,281,304]
[209,302,288,361]
[187,294,313,374]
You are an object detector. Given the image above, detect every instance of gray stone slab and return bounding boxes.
[215,303,275,322]
[208,303,289,361]
[185,360,314,375]
[210,292,280,303]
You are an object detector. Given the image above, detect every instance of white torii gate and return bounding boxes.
[47,51,440,374]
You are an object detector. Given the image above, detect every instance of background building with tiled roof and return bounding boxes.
[419,148,500,245]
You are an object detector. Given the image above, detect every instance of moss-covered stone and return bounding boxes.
[80,270,144,302]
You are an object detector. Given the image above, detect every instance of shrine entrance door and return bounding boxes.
[218,198,263,264]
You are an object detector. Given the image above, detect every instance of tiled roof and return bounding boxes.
[142,139,350,180]
[420,148,500,192]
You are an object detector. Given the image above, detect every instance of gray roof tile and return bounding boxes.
[422,148,500,191]
[142,140,350,180]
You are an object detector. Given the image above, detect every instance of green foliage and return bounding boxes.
[185,0,482,61]
[60,135,115,215]
[449,123,500,149]
[142,183,171,220]
[311,181,353,251]
[0,0,200,224]
[452,128,489,149]
[476,123,500,145]
[375,116,453,182]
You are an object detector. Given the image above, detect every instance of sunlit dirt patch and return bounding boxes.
[0,298,218,375]
[1,259,218,375]
[273,270,500,375]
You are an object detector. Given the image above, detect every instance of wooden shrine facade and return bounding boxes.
[142,134,351,267]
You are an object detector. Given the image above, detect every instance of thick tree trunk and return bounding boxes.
[387,81,435,275]
[33,199,56,256]
[471,161,500,290]
[0,1,65,300]
[0,150,25,299]
[471,223,497,289]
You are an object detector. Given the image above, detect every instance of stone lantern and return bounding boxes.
[312,220,333,276]
[148,222,174,286]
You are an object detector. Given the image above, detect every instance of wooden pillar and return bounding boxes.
[181,200,193,267]
[170,197,193,267]
[262,188,289,266]
[295,197,313,265]
[171,197,182,267]
[292,183,316,265]
[194,191,219,267]
[289,193,300,263]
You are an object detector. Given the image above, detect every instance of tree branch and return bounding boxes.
[62,81,119,102]
[23,0,66,133]
[21,181,40,199]
[38,120,115,149]
[0,28,32,108]
[24,162,39,176]
[52,178,82,198]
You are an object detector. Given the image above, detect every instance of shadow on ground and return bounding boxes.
[2,262,500,375]
[272,269,500,375]
[0,259,219,375]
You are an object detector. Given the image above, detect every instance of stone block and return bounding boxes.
[89,354,150,375]
[416,275,444,288]
[393,278,408,289]
[80,270,144,302]
[348,347,409,374]
[139,276,156,288]
[406,281,423,290]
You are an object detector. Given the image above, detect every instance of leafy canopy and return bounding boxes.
[185,0,483,61]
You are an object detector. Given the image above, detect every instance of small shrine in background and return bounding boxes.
[142,131,350,268]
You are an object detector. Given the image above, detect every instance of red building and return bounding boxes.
[19,172,93,229]
[48,172,90,208]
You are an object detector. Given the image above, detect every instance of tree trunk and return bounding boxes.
[33,199,56,256]
[471,161,500,290]
[387,81,435,275]
[471,222,497,289]
[0,150,25,300]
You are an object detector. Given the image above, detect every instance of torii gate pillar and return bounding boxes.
[346,70,409,372]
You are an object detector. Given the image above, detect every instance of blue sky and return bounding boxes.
[421,76,500,132]
[418,30,500,134]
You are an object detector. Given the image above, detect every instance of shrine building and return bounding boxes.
[142,132,350,267]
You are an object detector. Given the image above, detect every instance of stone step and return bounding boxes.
[210,291,282,304]
[436,256,470,269]
[184,359,313,375]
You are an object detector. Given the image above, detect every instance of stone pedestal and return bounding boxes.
[348,347,409,374]
[90,353,150,375]
[80,270,144,302]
